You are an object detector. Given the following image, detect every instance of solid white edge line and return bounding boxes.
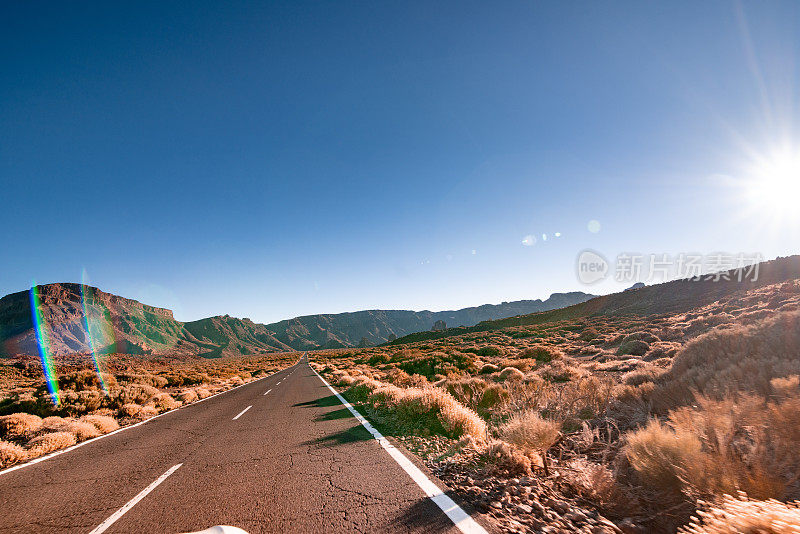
[232,405,252,420]
[88,463,182,534]
[311,367,488,534]
[0,357,303,477]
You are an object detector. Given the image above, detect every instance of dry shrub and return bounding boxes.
[0,440,26,468]
[66,421,102,441]
[498,367,525,381]
[118,403,143,418]
[625,419,703,493]
[480,439,538,475]
[498,410,560,454]
[679,493,800,534]
[79,415,119,434]
[111,384,159,407]
[479,363,500,374]
[501,358,534,372]
[118,403,157,420]
[608,382,655,429]
[0,413,43,439]
[146,393,180,413]
[623,366,667,386]
[566,458,637,518]
[537,359,584,383]
[194,387,212,399]
[26,431,77,457]
[178,389,199,404]
[344,377,383,402]
[520,345,562,363]
[653,311,800,413]
[445,377,509,414]
[366,384,487,439]
[626,388,800,500]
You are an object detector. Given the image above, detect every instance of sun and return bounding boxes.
[743,148,800,219]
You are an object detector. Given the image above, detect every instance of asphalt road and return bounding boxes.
[0,355,489,533]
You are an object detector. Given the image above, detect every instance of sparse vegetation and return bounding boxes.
[310,280,800,533]
[0,352,297,468]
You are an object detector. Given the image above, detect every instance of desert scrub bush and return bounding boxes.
[680,492,800,533]
[479,439,538,475]
[365,385,486,439]
[497,410,560,455]
[445,378,509,415]
[520,345,562,363]
[627,387,800,500]
[566,458,636,518]
[652,311,800,413]
[110,384,159,407]
[0,439,26,468]
[625,419,703,494]
[498,367,525,381]
[617,339,650,356]
[479,363,500,374]
[146,393,180,413]
[623,366,667,386]
[344,377,383,402]
[0,413,43,439]
[178,389,199,404]
[26,431,77,457]
[579,327,600,342]
[476,345,502,357]
[79,414,119,434]
[537,359,583,383]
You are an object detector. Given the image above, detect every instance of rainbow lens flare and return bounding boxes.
[30,283,60,406]
[80,272,114,393]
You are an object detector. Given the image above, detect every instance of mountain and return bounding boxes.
[0,284,594,358]
[390,255,800,345]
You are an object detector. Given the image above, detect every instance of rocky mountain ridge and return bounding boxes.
[0,284,594,357]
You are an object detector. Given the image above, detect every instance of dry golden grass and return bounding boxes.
[653,311,800,413]
[26,431,77,457]
[679,493,800,534]
[497,410,560,454]
[626,388,800,501]
[79,414,119,434]
[0,413,43,439]
[0,439,26,468]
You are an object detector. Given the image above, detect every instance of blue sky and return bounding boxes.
[2,1,799,323]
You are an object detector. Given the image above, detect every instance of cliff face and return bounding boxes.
[0,283,594,358]
[0,283,182,357]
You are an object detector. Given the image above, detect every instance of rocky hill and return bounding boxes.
[0,284,594,357]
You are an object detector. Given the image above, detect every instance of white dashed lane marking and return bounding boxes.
[232,406,252,420]
[89,464,182,534]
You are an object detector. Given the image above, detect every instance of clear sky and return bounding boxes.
[2,1,800,323]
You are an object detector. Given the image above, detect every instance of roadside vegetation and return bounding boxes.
[0,352,297,468]
[312,279,800,533]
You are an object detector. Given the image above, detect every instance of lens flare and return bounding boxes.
[80,271,114,393]
[30,283,60,406]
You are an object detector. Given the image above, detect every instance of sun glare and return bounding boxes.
[745,149,800,217]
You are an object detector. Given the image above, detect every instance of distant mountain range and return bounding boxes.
[0,284,594,357]
[391,255,800,344]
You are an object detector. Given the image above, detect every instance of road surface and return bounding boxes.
[0,355,489,533]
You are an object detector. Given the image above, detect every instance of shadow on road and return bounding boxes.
[293,394,342,408]
[317,408,353,421]
[392,496,465,533]
[304,425,373,447]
